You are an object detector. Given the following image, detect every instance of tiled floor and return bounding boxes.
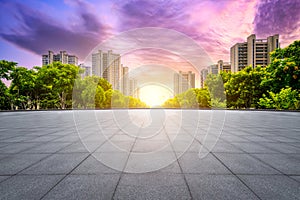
[0,110,299,199]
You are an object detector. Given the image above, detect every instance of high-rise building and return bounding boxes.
[121,65,129,96]
[68,55,78,65]
[92,50,121,90]
[42,51,78,66]
[230,34,279,72]
[174,71,195,95]
[79,64,92,78]
[217,60,231,73]
[92,50,104,77]
[129,79,138,98]
[207,60,231,75]
[42,51,54,65]
[200,60,230,88]
[200,68,208,88]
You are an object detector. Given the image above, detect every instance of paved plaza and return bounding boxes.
[0,109,299,199]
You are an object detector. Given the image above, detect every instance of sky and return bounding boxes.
[1,0,300,67]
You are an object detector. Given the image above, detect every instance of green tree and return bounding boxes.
[128,96,148,108]
[0,60,16,80]
[73,76,99,109]
[98,78,112,91]
[205,73,226,108]
[262,41,300,93]
[37,62,80,109]
[162,88,211,109]
[223,67,266,108]
[194,88,211,108]
[9,67,36,110]
[95,85,106,108]
[0,80,10,110]
[103,89,113,108]
[162,97,180,108]
[258,40,300,110]
[259,87,300,110]
[262,57,300,93]
[111,90,126,108]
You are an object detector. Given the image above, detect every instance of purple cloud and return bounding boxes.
[254,0,300,44]
[0,2,111,60]
[113,0,198,37]
[112,0,260,62]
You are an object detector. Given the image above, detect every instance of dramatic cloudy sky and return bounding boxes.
[0,0,299,69]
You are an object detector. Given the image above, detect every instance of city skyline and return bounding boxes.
[0,0,299,69]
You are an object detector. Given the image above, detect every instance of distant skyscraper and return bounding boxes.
[230,34,279,72]
[129,79,138,98]
[200,68,208,88]
[200,60,230,88]
[42,51,78,66]
[217,60,231,73]
[121,65,129,96]
[42,51,53,65]
[79,64,92,78]
[92,50,104,77]
[68,55,78,65]
[207,60,231,75]
[174,71,195,95]
[92,50,121,90]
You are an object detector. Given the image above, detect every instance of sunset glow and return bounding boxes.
[139,84,173,107]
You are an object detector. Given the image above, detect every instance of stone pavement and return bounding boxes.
[0,110,299,200]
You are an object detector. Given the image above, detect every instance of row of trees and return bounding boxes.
[0,61,147,110]
[73,75,147,109]
[1,40,299,110]
[162,88,211,108]
[162,40,300,110]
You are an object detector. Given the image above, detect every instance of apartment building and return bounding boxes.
[42,51,78,66]
[92,50,121,90]
[230,34,279,72]
[200,60,230,88]
[174,71,195,95]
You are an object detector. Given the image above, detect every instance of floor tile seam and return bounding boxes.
[247,153,300,183]
[38,153,92,200]
[38,129,119,200]
[215,142,294,176]
[0,133,74,156]
[227,140,286,154]
[163,123,194,200]
[23,130,96,154]
[288,176,300,184]
[210,152,263,200]
[111,120,145,200]
[0,132,97,185]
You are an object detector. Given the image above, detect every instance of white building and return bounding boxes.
[129,79,138,98]
[121,65,129,95]
[42,51,78,66]
[79,64,92,78]
[230,34,279,72]
[92,50,121,90]
[174,71,195,95]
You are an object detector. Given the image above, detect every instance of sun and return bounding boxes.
[139,84,173,107]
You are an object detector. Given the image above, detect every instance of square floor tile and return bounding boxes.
[185,174,259,200]
[215,153,280,175]
[114,174,191,199]
[21,153,88,175]
[0,175,63,200]
[178,153,230,174]
[43,174,119,200]
[0,154,50,175]
[239,175,300,200]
